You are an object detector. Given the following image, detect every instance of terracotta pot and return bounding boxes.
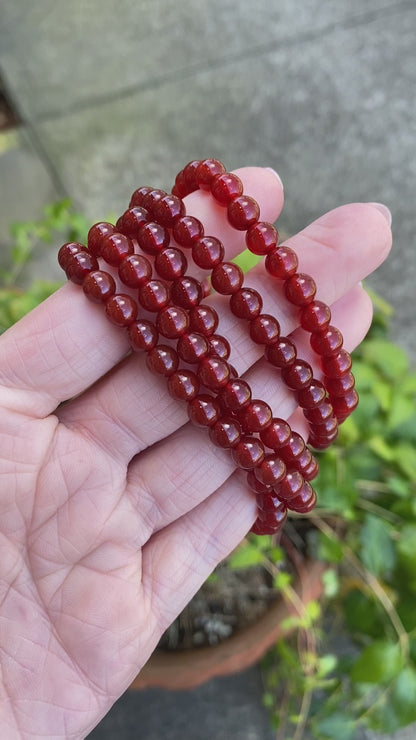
[130,559,326,691]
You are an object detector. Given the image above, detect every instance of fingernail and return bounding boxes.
[265,167,284,190]
[369,202,392,226]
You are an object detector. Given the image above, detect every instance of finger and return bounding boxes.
[0,168,283,419]
[59,203,390,465]
[124,283,372,535]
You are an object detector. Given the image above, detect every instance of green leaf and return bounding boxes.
[351,641,403,684]
[368,435,395,462]
[395,443,416,481]
[397,524,416,588]
[359,514,395,577]
[227,542,265,569]
[389,668,416,727]
[361,339,409,381]
[389,395,416,429]
[321,568,339,597]
[314,713,357,740]
[317,532,343,563]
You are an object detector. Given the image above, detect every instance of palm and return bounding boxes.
[0,167,391,739]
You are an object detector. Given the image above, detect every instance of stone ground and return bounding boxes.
[1,1,415,738]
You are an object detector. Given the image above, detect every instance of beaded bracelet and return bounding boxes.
[58,159,358,536]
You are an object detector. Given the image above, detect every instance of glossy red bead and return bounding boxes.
[192,236,224,269]
[177,332,210,364]
[188,394,221,427]
[325,372,355,397]
[208,334,231,359]
[256,503,287,530]
[309,431,338,450]
[274,470,304,501]
[105,294,138,326]
[171,276,203,308]
[227,195,260,231]
[129,186,153,208]
[331,389,359,421]
[142,189,168,216]
[287,482,317,513]
[118,253,152,288]
[321,349,352,378]
[101,233,134,267]
[301,458,320,482]
[257,492,284,513]
[182,160,201,191]
[231,436,265,470]
[156,306,189,338]
[189,304,219,336]
[211,172,243,205]
[146,345,179,377]
[260,418,291,450]
[304,400,334,424]
[249,314,280,345]
[281,360,313,390]
[230,288,263,320]
[218,379,252,412]
[279,433,306,464]
[116,207,148,238]
[173,216,204,248]
[128,320,159,352]
[154,194,186,228]
[285,273,317,306]
[247,470,271,495]
[211,262,244,295]
[58,242,85,270]
[167,369,200,401]
[196,159,226,190]
[65,251,99,284]
[265,337,297,368]
[209,417,242,449]
[139,279,170,312]
[310,326,343,356]
[154,247,188,280]
[254,454,286,486]
[138,222,170,255]
[238,400,273,433]
[87,223,116,257]
[198,356,231,390]
[250,517,285,536]
[300,300,331,332]
[314,416,338,437]
[82,270,116,303]
[265,246,298,279]
[246,222,278,256]
[296,381,327,409]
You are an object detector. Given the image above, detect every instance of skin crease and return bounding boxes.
[0,167,392,739]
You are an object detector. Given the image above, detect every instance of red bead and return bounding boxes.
[279,433,306,464]
[246,222,278,256]
[332,389,359,421]
[285,273,317,306]
[195,159,226,190]
[325,372,355,397]
[287,482,317,513]
[65,251,99,284]
[304,400,334,424]
[170,276,203,308]
[156,306,189,338]
[198,356,231,390]
[153,194,185,228]
[309,431,338,450]
[227,195,260,230]
[201,277,211,298]
[118,254,152,288]
[188,394,221,427]
[211,262,244,295]
[142,189,168,216]
[116,207,149,238]
[254,454,286,486]
[231,436,265,469]
[167,369,200,401]
[265,246,299,279]
[189,304,219,336]
[139,279,170,312]
[129,186,153,208]
[229,288,263,320]
[173,216,204,247]
[58,242,85,270]
[249,314,280,345]
[256,503,287,530]
[260,418,291,450]
[281,360,313,390]
[238,400,273,433]
[177,332,210,364]
[218,379,251,412]
[300,301,331,332]
[87,223,115,257]
[105,294,138,326]
[211,172,243,205]
[138,222,170,255]
[257,492,284,512]
[302,458,320,482]
[208,334,231,359]
[274,471,304,501]
[251,514,286,536]
[265,337,297,367]
[296,381,327,409]
[82,270,116,303]
[314,416,338,436]
[128,320,159,352]
[321,349,352,378]
[247,470,271,495]
[192,236,225,269]
[310,326,343,356]
[182,160,201,192]
[154,247,188,280]
[172,171,188,198]
[209,417,242,449]
[146,345,179,377]
[101,233,134,267]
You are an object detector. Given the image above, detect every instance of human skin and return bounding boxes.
[0,167,392,738]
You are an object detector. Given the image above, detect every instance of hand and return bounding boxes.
[0,167,391,739]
